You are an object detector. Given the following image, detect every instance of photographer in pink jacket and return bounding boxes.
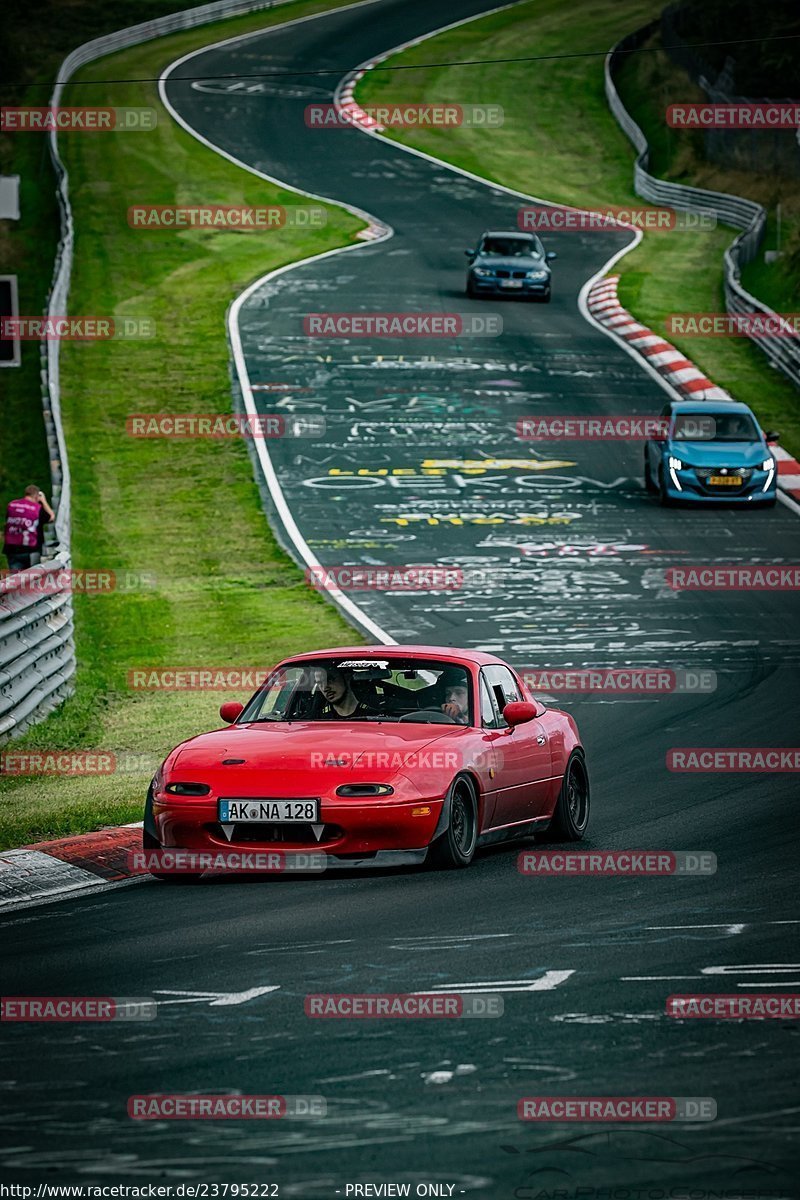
[3,485,55,573]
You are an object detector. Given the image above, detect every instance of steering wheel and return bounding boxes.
[398,709,457,724]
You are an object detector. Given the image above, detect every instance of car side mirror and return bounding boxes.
[765,430,780,443]
[503,701,537,727]
[546,250,557,261]
[219,701,244,724]
[464,249,474,258]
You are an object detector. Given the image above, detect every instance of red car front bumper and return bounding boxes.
[152,793,446,859]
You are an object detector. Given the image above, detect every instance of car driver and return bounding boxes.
[312,666,375,719]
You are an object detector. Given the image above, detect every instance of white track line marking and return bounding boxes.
[413,969,575,994]
[154,986,280,1005]
[159,0,397,644]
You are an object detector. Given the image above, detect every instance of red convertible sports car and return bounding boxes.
[144,646,589,878]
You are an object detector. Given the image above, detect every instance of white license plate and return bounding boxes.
[501,279,524,288]
[218,799,319,824]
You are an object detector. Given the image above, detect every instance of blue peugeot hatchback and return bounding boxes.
[644,400,778,506]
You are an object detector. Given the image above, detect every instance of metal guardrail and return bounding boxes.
[605,24,800,391]
[0,556,76,739]
[1,0,293,744]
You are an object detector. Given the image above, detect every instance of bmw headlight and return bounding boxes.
[527,270,548,280]
[472,267,492,277]
[668,456,683,470]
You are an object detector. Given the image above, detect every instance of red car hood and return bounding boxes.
[168,720,465,792]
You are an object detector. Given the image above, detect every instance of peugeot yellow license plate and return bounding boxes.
[708,475,742,486]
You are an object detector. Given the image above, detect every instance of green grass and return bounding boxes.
[0,0,366,850]
[0,0,283,541]
[0,138,60,521]
[614,33,800,335]
[356,0,800,452]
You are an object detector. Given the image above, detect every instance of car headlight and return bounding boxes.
[335,784,394,797]
[164,782,211,796]
[668,456,683,470]
[472,267,492,277]
[762,458,774,472]
[527,270,548,280]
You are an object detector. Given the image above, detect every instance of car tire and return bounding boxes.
[644,452,657,494]
[466,280,476,298]
[142,824,204,884]
[429,776,479,869]
[658,465,673,507]
[542,752,590,841]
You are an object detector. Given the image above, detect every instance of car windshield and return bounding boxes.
[673,412,759,442]
[241,659,473,725]
[480,236,540,258]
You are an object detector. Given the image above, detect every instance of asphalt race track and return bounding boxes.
[3,0,800,1194]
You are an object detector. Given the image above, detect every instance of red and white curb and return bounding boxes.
[337,67,384,133]
[337,68,393,242]
[772,444,800,503]
[587,275,800,505]
[0,824,145,910]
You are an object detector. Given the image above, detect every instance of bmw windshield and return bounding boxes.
[479,235,543,258]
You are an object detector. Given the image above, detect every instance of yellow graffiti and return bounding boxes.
[328,458,575,477]
[421,458,576,472]
[380,515,578,526]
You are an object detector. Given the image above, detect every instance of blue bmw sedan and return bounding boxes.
[644,400,778,506]
[465,230,556,301]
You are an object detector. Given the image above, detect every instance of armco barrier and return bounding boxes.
[1,0,293,744]
[605,24,800,391]
[0,556,76,739]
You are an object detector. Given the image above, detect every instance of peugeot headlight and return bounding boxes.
[668,456,683,470]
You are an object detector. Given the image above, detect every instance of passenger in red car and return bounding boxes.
[312,667,375,719]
